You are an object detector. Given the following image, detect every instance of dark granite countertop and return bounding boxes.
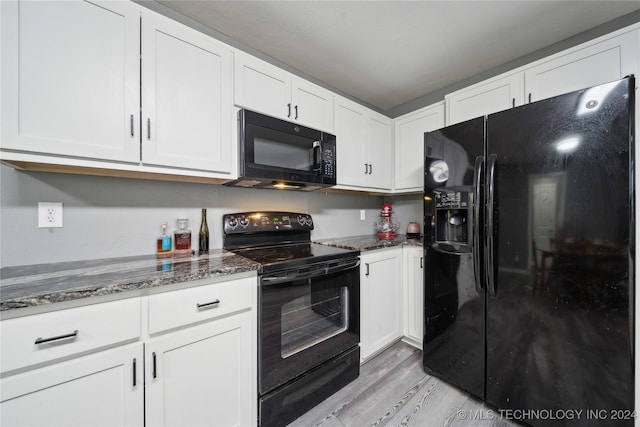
[0,250,259,312]
[314,234,423,252]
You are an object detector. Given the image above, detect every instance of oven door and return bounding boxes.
[258,258,360,395]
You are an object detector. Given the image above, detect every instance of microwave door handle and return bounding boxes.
[313,141,321,173]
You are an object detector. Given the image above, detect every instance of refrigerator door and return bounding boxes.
[485,77,634,426]
[423,117,486,399]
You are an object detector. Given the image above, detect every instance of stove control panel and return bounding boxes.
[223,211,314,234]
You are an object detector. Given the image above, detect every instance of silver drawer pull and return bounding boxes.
[35,330,78,345]
[196,299,220,310]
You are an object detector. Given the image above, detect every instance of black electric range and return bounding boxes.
[223,211,361,427]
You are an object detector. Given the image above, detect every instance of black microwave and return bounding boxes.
[225,109,336,191]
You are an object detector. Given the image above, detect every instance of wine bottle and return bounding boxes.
[199,208,210,254]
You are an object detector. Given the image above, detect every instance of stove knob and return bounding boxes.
[228,217,238,228]
[239,216,249,227]
[297,215,306,226]
[306,217,313,227]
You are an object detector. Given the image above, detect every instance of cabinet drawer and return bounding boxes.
[0,298,141,374]
[148,277,254,334]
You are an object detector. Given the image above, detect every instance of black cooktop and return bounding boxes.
[232,242,358,274]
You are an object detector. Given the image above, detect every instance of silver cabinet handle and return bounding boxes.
[197,299,220,309]
[287,103,291,118]
[294,105,299,120]
[130,114,134,137]
[369,164,373,175]
[147,118,151,140]
[35,330,78,345]
[364,163,368,174]
[365,263,370,276]
[512,98,515,108]
[420,257,423,269]
[528,93,532,103]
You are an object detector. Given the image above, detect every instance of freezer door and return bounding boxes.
[423,117,486,399]
[485,77,634,426]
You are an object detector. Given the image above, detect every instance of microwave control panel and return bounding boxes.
[323,149,335,177]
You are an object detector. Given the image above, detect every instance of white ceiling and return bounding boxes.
[157,1,640,113]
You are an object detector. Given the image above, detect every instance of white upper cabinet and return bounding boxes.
[0,0,140,162]
[291,77,334,132]
[394,102,445,192]
[234,52,334,132]
[141,12,233,173]
[446,73,523,125]
[446,25,639,126]
[1,1,234,180]
[334,96,393,191]
[524,29,639,103]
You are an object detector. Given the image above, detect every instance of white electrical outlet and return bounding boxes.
[38,202,63,228]
[360,210,366,221]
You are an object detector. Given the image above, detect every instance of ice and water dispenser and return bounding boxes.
[434,188,470,246]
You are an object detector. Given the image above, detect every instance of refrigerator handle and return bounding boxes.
[486,154,498,297]
[472,155,484,294]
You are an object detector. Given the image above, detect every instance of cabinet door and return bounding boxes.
[446,73,523,125]
[141,13,232,173]
[394,102,445,192]
[360,249,403,361]
[0,343,143,426]
[365,113,393,190]
[234,52,291,120]
[525,30,638,103]
[1,0,140,162]
[403,247,424,347]
[335,97,367,187]
[291,77,334,132]
[145,312,254,427]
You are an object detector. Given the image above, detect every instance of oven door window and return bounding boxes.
[281,285,348,358]
[247,125,318,172]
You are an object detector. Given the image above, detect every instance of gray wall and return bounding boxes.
[1,0,437,268]
[0,165,417,268]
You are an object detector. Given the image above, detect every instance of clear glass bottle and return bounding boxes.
[199,209,210,254]
[156,222,172,257]
[174,218,192,256]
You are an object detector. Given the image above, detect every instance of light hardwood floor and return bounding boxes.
[288,341,521,427]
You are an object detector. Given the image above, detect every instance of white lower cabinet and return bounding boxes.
[1,342,144,426]
[145,311,254,427]
[359,248,403,361]
[402,246,424,348]
[0,275,257,427]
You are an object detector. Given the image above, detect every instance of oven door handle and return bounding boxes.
[261,258,360,285]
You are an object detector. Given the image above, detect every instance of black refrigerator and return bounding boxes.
[423,76,634,426]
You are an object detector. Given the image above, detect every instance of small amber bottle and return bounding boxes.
[156,222,172,257]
